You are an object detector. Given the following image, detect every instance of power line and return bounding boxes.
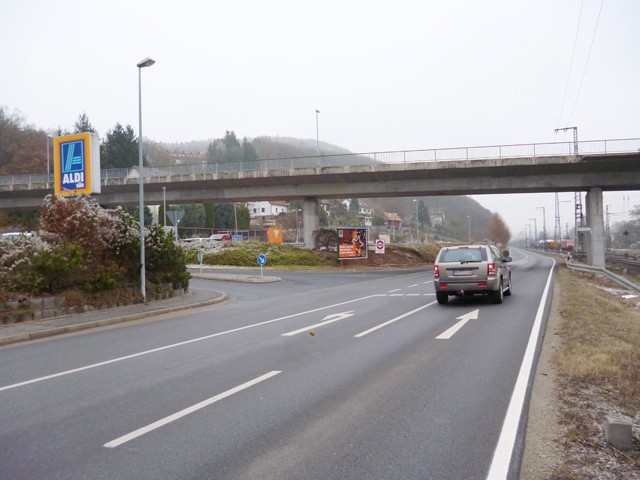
[556,0,584,129]
[566,0,605,125]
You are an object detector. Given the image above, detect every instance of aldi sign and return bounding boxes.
[54,132,101,195]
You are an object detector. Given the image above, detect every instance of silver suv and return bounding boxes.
[433,244,512,304]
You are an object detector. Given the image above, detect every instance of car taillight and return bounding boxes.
[434,265,440,279]
[488,263,496,276]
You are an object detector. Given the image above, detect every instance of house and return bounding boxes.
[383,212,402,229]
[340,199,373,226]
[429,209,445,228]
[248,200,289,226]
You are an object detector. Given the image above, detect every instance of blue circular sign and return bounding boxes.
[257,254,267,266]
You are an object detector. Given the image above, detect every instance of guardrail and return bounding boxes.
[565,258,640,292]
[1,137,639,187]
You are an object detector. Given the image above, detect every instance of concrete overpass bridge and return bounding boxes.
[1,137,639,267]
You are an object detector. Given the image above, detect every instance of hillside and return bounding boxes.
[0,112,501,242]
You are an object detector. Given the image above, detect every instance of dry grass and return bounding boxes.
[550,264,640,479]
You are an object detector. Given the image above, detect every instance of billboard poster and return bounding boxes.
[53,132,101,196]
[337,227,368,259]
[267,227,283,243]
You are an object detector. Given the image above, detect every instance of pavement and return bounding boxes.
[0,269,281,347]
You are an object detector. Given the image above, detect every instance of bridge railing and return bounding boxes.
[1,138,639,187]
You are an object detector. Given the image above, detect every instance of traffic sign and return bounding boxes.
[257,254,266,266]
[375,239,385,254]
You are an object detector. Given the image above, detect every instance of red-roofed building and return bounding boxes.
[383,212,402,229]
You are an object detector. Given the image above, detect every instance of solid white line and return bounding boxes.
[354,301,437,337]
[486,258,555,479]
[436,318,470,339]
[104,370,281,448]
[0,295,382,392]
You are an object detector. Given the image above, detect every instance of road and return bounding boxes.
[0,249,555,480]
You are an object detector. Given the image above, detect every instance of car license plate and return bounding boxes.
[453,270,472,276]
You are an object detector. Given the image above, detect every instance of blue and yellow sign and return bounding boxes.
[53,132,101,195]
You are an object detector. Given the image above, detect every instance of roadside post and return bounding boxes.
[198,250,204,274]
[257,253,266,277]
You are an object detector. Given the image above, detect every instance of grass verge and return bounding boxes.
[550,264,640,478]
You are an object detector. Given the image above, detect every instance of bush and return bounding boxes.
[12,242,84,295]
[0,195,190,300]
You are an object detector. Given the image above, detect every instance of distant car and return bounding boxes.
[433,244,512,304]
[181,237,210,244]
[0,232,33,242]
[210,233,232,241]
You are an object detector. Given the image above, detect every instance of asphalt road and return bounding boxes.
[0,249,555,480]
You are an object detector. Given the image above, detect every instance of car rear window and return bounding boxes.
[440,247,486,263]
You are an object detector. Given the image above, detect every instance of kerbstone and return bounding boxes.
[605,416,634,450]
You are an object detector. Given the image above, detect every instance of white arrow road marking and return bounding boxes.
[1,296,383,392]
[355,301,437,337]
[104,371,281,448]
[282,311,355,336]
[436,309,479,339]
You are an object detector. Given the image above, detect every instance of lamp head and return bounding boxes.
[137,57,155,68]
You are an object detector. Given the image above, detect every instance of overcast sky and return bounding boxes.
[2,0,639,237]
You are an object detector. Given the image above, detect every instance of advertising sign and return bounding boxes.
[53,132,101,196]
[267,227,283,243]
[337,227,368,260]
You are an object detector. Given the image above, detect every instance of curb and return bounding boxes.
[191,273,281,283]
[0,294,228,347]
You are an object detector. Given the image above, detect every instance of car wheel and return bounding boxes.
[436,292,449,305]
[492,279,504,304]
[504,274,512,296]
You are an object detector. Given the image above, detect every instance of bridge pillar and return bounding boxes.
[585,187,605,268]
[302,198,319,249]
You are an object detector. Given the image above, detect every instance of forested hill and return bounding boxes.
[159,135,353,161]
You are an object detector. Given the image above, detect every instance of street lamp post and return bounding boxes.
[467,215,471,243]
[137,57,155,303]
[315,109,320,166]
[162,186,166,227]
[536,206,547,244]
[529,217,537,243]
[413,199,418,244]
[234,203,238,236]
[46,134,53,177]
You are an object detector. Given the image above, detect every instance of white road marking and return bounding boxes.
[282,311,355,336]
[486,258,556,479]
[0,295,383,392]
[104,370,281,448]
[436,309,479,339]
[388,288,401,293]
[408,284,419,288]
[354,301,438,337]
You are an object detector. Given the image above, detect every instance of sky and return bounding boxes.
[2,0,639,236]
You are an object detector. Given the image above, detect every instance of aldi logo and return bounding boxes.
[61,140,86,189]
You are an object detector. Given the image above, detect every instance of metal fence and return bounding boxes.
[2,137,639,187]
